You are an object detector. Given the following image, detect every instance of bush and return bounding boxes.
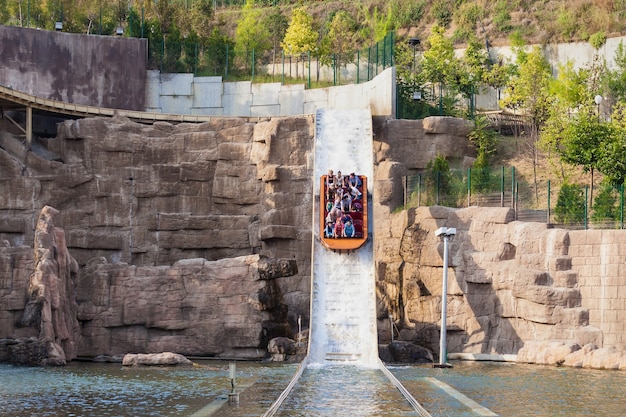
[425,155,452,205]
[592,183,620,224]
[554,183,586,224]
[431,0,454,28]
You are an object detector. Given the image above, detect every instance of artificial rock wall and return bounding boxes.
[2,114,626,362]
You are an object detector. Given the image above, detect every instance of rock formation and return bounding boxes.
[77,253,297,359]
[0,206,79,365]
[3,113,626,369]
[122,352,193,367]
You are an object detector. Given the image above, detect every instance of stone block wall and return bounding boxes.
[569,230,626,347]
[374,202,626,356]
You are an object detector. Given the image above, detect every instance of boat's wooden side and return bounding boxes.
[320,174,368,251]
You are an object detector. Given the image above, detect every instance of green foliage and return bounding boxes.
[425,154,453,205]
[555,7,576,40]
[604,41,626,103]
[589,31,607,50]
[234,0,270,69]
[560,110,611,174]
[189,0,215,39]
[454,2,483,35]
[431,0,454,28]
[596,104,626,185]
[554,183,586,224]
[469,116,497,157]
[202,27,235,76]
[508,30,527,47]
[592,182,621,223]
[266,9,288,65]
[326,10,360,71]
[470,152,496,193]
[501,46,553,127]
[389,0,426,29]
[359,4,395,43]
[421,26,456,85]
[281,7,317,56]
[468,116,498,192]
[493,1,513,33]
[549,61,589,109]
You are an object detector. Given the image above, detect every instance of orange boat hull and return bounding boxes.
[320,175,368,251]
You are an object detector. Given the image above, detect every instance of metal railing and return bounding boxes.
[403,167,626,230]
[261,356,309,417]
[147,32,395,85]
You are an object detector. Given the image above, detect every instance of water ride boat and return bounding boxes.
[320,173,368,251]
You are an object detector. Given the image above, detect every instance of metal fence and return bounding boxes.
[148,32,395,85]
[404,167,626,230]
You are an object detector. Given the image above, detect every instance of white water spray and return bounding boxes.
[308,108,378,367]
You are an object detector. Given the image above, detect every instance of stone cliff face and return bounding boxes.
[373,205,598,354]
[3,113,623,365]
[1,206,79,365]
[1,205,298,363]
[1,114,310,361]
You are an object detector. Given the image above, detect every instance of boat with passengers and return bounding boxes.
[320,170,368,251]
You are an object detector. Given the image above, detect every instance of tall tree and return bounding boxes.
[234,0,270,72]
[281,7,317,57]
[560,109,612,203]
[421,25,457,114]
[326,10,359,82]
[266,10,288,80]
[357,4,394,45]
[501,46,554,203]
[186,0,213,39]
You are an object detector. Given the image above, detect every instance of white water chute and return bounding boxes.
[262,108,432,416]
[308,108,378,367]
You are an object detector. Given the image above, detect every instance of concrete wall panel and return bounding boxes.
[223,93,253,117]
[224,81,252,95]
[145,70,162,109]
[278,88,306,116]
[146,67,395,117]
[160,96,193,115]
[160,73,194,96]
[191,107,224,116]
[251,105,281,117]
[193,79,223,108]
[252,83,282,106]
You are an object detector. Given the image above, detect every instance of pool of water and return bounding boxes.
[2,360,626,416]
[390,361,626,416]
[0,361,295,417]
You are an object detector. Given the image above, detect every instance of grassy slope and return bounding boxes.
[216,0,625,47]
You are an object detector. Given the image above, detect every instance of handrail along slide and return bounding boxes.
[0,84,220,124]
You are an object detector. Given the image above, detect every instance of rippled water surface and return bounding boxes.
[2,360,626,416]
[275,364,418,417]
[391,361,626,416]
[0,361,295,417]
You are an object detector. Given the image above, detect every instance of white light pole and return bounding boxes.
[594,95,603,121]
[434,226,456,368]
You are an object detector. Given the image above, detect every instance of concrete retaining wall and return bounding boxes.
[0,26,147,111]
[145,67,395,117]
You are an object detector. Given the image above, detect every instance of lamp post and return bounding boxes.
[594,95,603,121]
[407,38,420,72]
[434,226,456,368]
